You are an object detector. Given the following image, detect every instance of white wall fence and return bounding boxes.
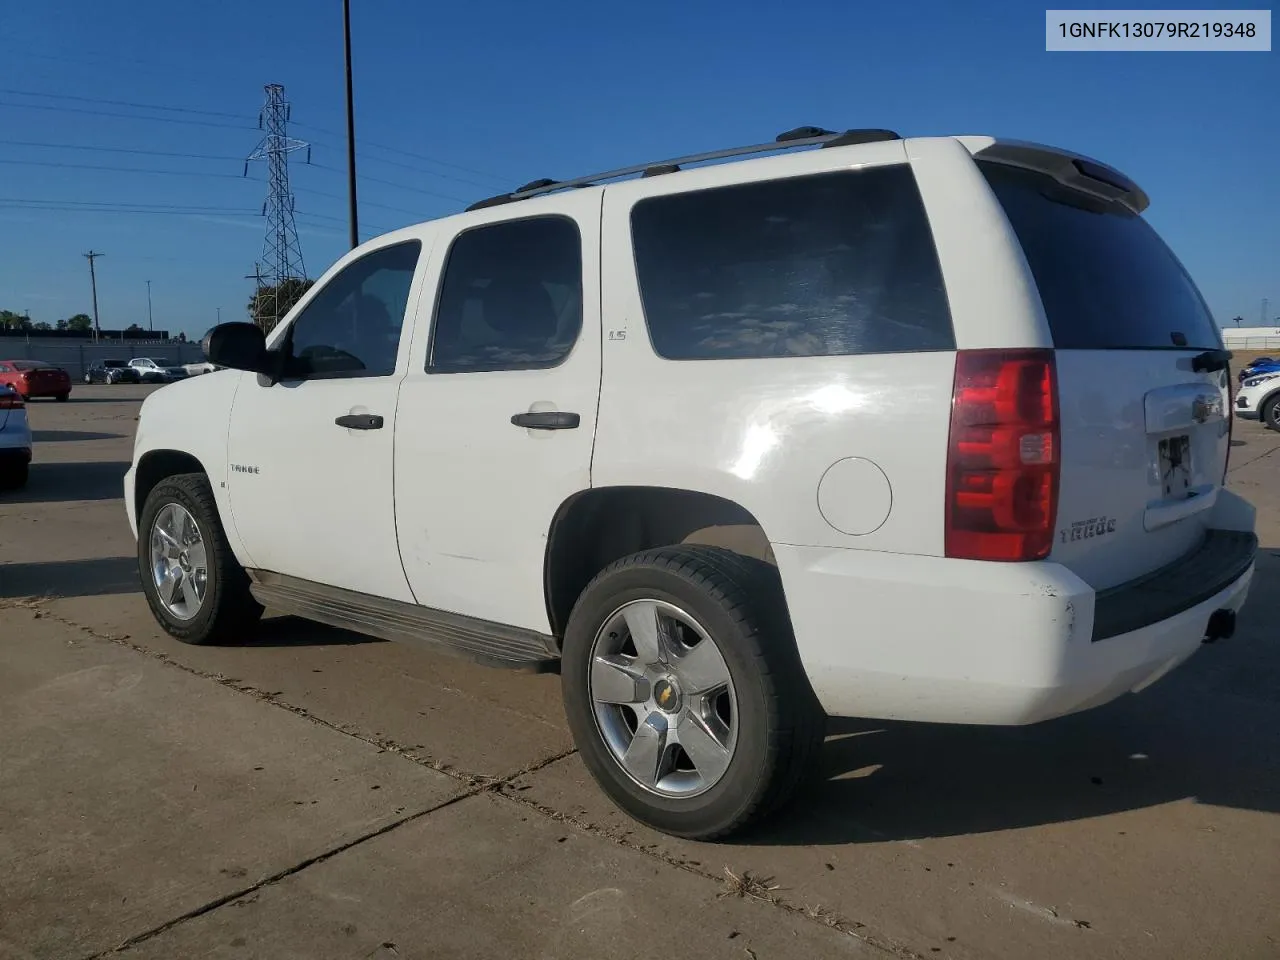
[1222,328,1280,351]
[1,341,208,379]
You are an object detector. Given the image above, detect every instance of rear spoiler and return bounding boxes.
[955,137,1150,214]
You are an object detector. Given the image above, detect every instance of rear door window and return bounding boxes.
[978,161,1221,350]
[630,165,954,361]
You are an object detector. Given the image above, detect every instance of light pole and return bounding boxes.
[216,306,222,324]
[343,0,359,249]
[146,280,153,332]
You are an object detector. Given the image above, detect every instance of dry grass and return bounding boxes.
[718,866,781,902]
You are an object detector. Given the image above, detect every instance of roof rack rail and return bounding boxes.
[464,127,902,211]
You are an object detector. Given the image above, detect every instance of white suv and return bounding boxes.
[1234,368,1280,429]
[125,128,1258,839]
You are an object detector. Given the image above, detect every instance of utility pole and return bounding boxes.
[1263,298,1270,326]
[83,250,104,340]
[217,306,222,324]
[146,279,154,332]
[343,0,359,249]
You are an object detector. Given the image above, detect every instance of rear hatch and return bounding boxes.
[979,159,1231,590]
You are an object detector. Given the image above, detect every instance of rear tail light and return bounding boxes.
[945,349,1060,562]
[0,391,23,410]
[1224,362,1233,483]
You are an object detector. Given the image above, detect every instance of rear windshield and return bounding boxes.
[630,165,954,360]
[12,361,53,370]
[979,161,1221,350]
[104,360,126,367]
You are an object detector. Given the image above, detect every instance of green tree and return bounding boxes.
[31,321,52,331]
[247,278,313,334]
[0,310,26,330]
[65,313,93,333]
[55,318,68,331]
[126,323,144,332]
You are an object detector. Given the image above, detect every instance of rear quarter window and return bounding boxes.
[978,161,1221,350]
[630,165,954,360]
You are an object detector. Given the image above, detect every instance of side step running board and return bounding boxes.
[246,570,560,673]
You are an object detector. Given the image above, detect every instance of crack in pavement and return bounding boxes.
[79,785,491,959]
[29,601,916,959]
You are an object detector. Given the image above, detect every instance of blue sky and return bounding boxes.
[1,0,1275,337]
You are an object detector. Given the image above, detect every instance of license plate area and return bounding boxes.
[1159,434,1192,499]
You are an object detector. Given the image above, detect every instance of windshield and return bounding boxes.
[978,160,1221,351]
[12,361,54,371]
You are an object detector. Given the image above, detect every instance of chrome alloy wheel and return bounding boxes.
[589,599,738,798]
[149,503,208,620]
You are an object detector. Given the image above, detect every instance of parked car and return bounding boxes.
[128,357,189,383]
[1234,368,1280,430]
[0,360,71,401]
[182,361,222,376]
[0,383,31,489]
[1237,357,1280,383]
[125,127,1257,840]
[85,359,143,385]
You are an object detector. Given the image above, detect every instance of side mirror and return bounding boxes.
[206,322,267,374]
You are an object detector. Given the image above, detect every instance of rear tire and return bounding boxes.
[0,462,28,491]
[561,545,824,840]
[1263,394,1280,432]
[55,392,69,402]
[138,472,263,644]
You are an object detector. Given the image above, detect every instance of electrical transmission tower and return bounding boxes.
[245,83,310,332]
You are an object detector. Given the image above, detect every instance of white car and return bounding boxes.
[1233,369,1280,430]
[0,384,31,489]
[128,357,188,383]
[182,361,221,376]
[124,128,1257,839]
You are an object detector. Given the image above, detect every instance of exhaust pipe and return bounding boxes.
[1202,609,1237,644]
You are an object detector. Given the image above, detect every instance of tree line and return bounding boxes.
[0,310,94,332]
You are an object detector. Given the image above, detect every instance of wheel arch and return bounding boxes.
[134,449,209,521]
[542,485,779,641]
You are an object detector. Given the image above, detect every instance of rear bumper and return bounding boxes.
[0,445,32,464]
[775,491,1257,726]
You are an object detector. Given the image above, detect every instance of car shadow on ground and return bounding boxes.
[738,548,1280,847]
[241,614,384,647]
[31,430,128,443]
[0,556,139,600]
[0,461,129,504]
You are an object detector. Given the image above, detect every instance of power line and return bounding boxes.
[0,158,249,179]
[0,204,259,217]
[0,87,246,120]
[294,183,430,218]
[307,161,468,204]
[0,99,253,130]
[294,122,509,185]
[0,197,259,211]
[0,139,243,161]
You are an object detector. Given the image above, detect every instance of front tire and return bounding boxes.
[1263,394,1280,433]
[561,546,824,840]
[138,472,262,644]
[55,392,69,402]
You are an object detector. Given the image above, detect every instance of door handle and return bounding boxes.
[335,413,384,430]
[510,411,580,430]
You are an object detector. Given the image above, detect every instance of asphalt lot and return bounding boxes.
[1,383,1277,960]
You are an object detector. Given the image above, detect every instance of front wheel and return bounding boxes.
[561,545,824,840]
[138,472,263,644]
[1263,394,1280,433]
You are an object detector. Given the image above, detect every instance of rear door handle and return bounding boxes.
[510,411,580,430]
[335,413,384,430]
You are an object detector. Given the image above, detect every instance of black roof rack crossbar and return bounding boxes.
[465,128,901,211]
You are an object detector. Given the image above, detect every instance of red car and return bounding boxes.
[0,360,72,401]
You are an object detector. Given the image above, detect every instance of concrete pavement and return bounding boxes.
[1,384,1277,959]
